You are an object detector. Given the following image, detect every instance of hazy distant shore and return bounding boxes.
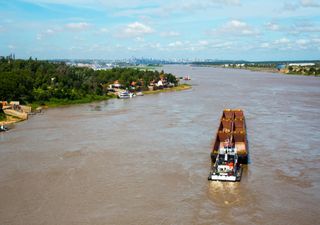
[192,64,320,76]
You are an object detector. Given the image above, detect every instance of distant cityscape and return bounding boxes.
[57,58,320,70]
[2,53,319,72]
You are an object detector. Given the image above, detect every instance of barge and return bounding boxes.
[208,109,248,182]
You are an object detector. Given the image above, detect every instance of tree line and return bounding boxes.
[0,57,178,104]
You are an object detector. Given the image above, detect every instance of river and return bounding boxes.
[1,65,320,225]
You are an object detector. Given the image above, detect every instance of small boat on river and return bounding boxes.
[117,90,135,99]
[0,124,8,132]
[183,75,191,80]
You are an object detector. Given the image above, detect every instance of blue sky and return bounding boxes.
[0,0,320,60]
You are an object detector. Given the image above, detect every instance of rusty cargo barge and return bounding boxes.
[208,109,248,182]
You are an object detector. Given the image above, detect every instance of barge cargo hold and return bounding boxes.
[208,109,248,182]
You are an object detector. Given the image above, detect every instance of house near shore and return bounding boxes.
[10,101,20,106]
[109,80,123,89]
[0,100,30,120]
[156,80,164,87]
[288,63,315,66]
[155,78,169,88]
[1,101,20,109]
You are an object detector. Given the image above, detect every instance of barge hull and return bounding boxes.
[211,109,248,164]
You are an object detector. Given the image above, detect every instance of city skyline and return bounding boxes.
[1,0,320,60]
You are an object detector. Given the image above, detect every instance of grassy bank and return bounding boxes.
[244,67,279,73]
[1,84,191,126]
[130,65,161,71]
[29,84,191,109]
[0,115,24,125]
[29,94,115,110]
[144,84,192,95]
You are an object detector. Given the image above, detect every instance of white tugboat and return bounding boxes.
[208,139,242,181]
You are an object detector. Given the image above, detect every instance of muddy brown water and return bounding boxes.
[1,65,320,225]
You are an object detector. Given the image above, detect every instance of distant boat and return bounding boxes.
[117,90,135,99]
[0,125,8,132]
[183,75,191,80]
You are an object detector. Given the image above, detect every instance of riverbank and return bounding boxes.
[194,64,320,76]
[144,84,192,95]
[29,95,115,110]
[0,115,24,125]
[244,66,320,76]
[30,84,191,108]
[1,84,191,126]
[244,67,280,73]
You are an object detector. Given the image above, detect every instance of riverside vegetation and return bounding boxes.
[0,57,180,109]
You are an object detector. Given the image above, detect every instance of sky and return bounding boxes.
[0,0,320,61]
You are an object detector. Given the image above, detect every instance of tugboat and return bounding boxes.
[208,109,248,182]
[208,138,242,181]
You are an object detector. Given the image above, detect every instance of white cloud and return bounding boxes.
[260,42,270,48]
[312,38,320,43]
[289,22,320,35]
[36,28,58,40]
[36,34,43,40]
[230,20,245,28]
[45,28,54,34]
[168,41,184,48]
[211,41,234,49]
[198,40,209,46]
[139,42,163,50]
[300,0,320,7]
[264,21,320,36]
[282,2,299,11]
[8,44,15,50]
[135,37,145,42]
[37,22,91,41]
[65,22,91,31]
[295,39,309,48]
[296,39,308,45]
[113,0,241,18]
[274,37,290,44]
[265,22,280,31]
[94,27,109,35]
[166,0,241,12]
[160,31,180,37]
[211,20,259,36]
[127,46,138,51]
[165,39,233,51]
[258,36,320,51]
[283,0,320,11]
[99,28,108,33]
[23,0,241,11]
[118,22,154,38]
[271,38,294,50]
